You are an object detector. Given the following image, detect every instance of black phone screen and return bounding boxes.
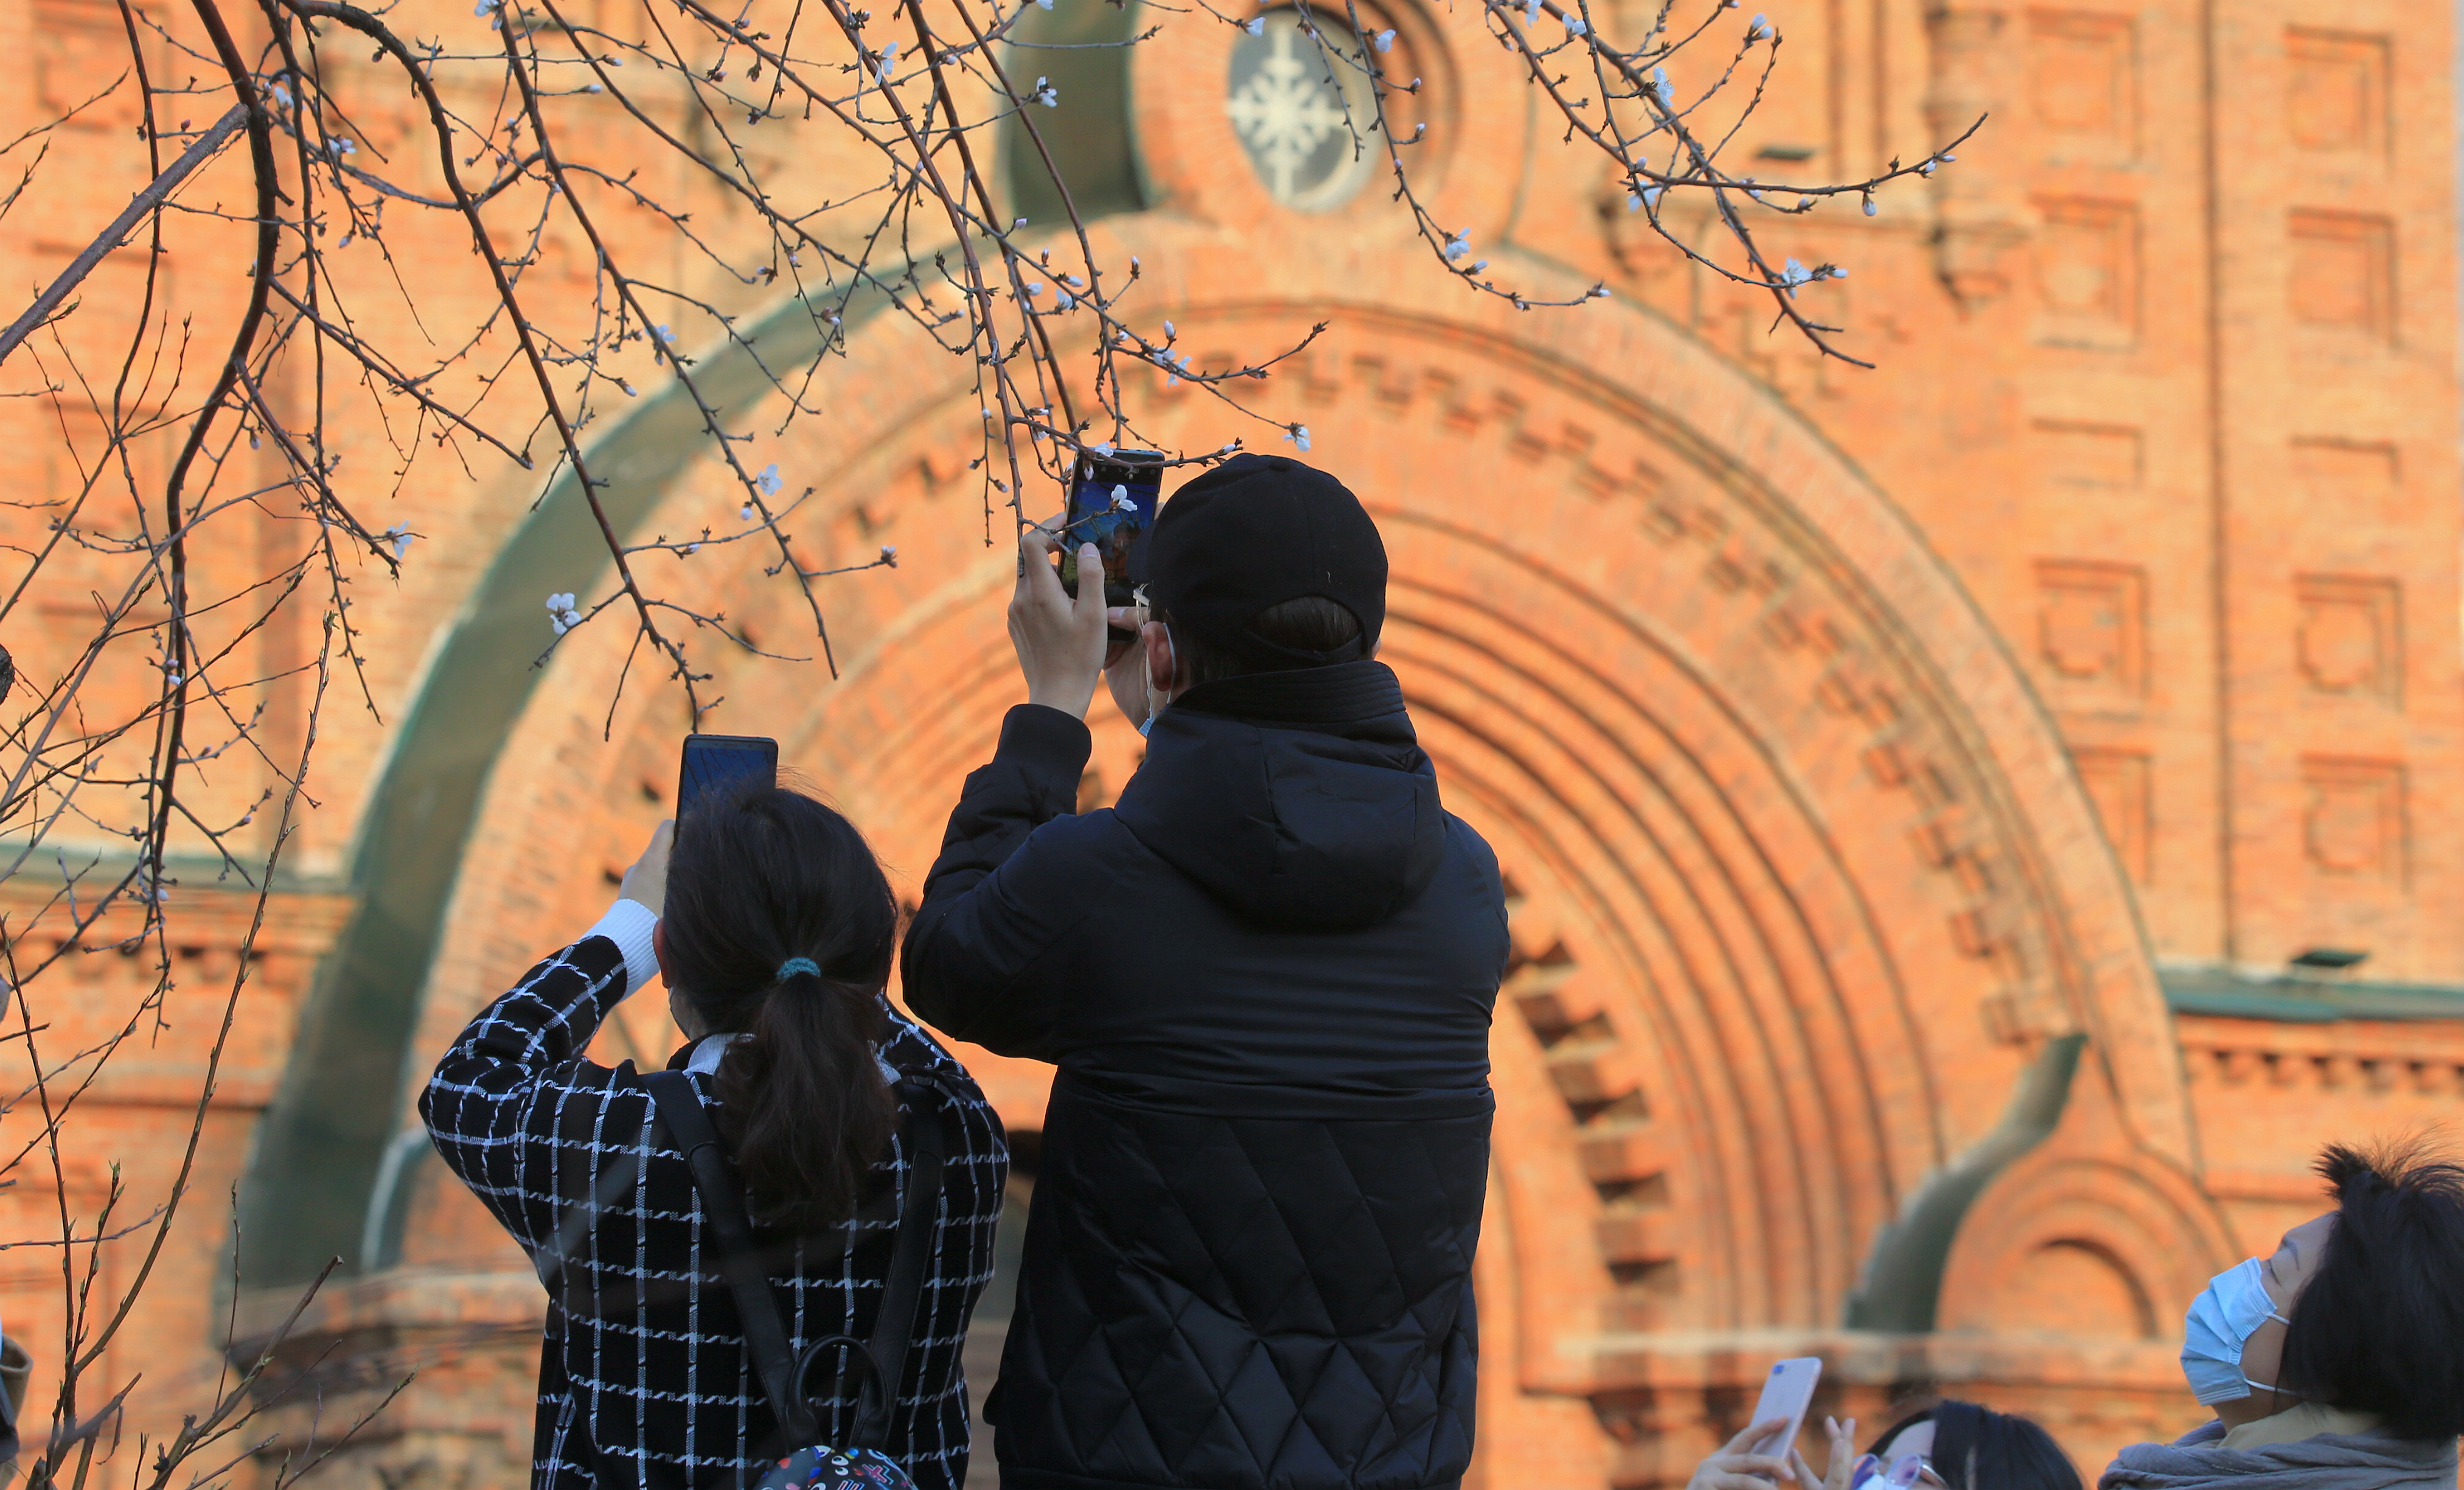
[1060,450,1165,607]
[677,734,778,818]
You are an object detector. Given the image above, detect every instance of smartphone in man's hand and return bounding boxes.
[677,734,777,818]
[1058,450,1164,608]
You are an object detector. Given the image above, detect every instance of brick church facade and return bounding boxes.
[2,0,2460,1483]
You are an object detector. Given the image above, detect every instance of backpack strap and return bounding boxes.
[646,1068,819,1444]
[852,1073,950,1449]
[646,1067,952,1454]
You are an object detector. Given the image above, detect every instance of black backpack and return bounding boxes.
[646,1068,949,1490]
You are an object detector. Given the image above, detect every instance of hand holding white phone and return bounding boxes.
[1747,1356,1823,1460]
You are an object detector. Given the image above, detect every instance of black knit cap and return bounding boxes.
[1129,453,1387,670]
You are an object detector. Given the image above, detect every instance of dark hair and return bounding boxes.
[1868,1401,2080,1490]
[1166,595,1365,686]
[660,785,897,1231]
[2278,1140,2464,1438]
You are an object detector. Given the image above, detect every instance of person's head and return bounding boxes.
[1862,1401,2080,1490]
[2261,1140,2464,1438]
[1104,454,1385,725]
[654,784,897,1230]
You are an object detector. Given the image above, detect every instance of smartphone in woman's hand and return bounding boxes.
[677,734,776,818]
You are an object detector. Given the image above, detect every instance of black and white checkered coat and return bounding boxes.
[421,914,1008,1490]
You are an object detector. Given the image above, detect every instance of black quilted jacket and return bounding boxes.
[903,661,1508,1490]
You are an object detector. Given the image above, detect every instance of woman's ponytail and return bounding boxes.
[715,967,895,1229]
[659,784,902,1230]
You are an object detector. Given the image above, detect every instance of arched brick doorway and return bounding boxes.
[323,235,2221,1483]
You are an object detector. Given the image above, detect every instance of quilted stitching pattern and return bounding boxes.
[996,1085,1486,1490]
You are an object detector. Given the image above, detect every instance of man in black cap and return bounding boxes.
[903,453,1508,1490]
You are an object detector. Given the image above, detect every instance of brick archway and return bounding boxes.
[358,235,2196,1481]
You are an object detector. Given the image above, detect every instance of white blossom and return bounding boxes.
[1444,231,1471,260]
[1034,76,1059,106]
[1564,14,1587,35]
[655,324,676,343]
[546,593,582,635]
[877,42,899,83]
[1163,319,1176,338]
[1091,440,1117,456]
[880,545,900,565]
[1245,15,1265,34]
[1747,12,1771,38]
[1862,195,1878,217]
[1284,423,1311,452]
[758,462,784,496]
[1374,27,1397,49]
[1110,484,1135,510]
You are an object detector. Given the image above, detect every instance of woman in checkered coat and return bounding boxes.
[422,788,1010,1490]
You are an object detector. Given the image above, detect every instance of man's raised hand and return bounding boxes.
[1011,517,1108,719]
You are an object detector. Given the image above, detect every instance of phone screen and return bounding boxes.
[677,734,778,818]
[1059,450,1165,607]
[1745,1356,1823,1460]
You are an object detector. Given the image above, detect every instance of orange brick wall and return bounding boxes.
[0,0,2457,1486]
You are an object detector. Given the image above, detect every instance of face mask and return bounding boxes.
[2181,1256,2292,1404]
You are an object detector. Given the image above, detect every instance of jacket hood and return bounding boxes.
[1110,660,1444,930]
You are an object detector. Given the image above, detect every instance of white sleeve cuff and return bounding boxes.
[584,899,661,997]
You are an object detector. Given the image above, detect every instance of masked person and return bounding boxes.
[2100,1141,2464,1490]
[903,455,1509,1490]
[1688,1399,2077,1490]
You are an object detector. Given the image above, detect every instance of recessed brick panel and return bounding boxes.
[2033,198,2141,348]
[2292,437,2402,524]
[2032,419,2143,487]
[2286,29,2390,155]
[2034,559,2149,706]
[2288,210,2396,344]
[2300,756,2408,885]
[2295,574,2402,705]
[2030,10,2138,155]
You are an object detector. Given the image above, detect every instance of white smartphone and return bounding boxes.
[1746,1356,1823,1460]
